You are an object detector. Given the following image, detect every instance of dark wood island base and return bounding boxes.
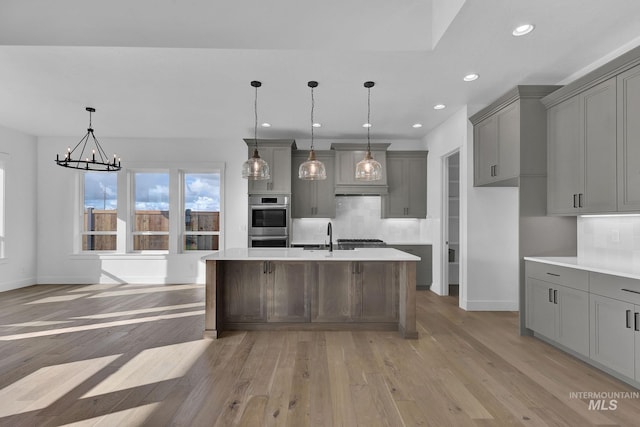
[204,256,418,339]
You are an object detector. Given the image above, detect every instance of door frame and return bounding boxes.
[441,149,460,298]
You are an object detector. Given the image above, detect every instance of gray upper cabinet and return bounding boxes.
[543,45,640,214]
[331,143,389,195]
[244,139,296,195]
[617,63,640,211]
[291,150,336,218]
[382,151,428,218]
[473,101,520,186]
[470,86,560,187]
[547,78,617,214]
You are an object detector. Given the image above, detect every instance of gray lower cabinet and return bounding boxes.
[590,294,636,379]
[589,272,640,382]
[388,245,432,289]
[525,262,589,357]
[382,152,427,218]
[291,150,335,218]
[617,63,640,211]
[245,139,295,195]
[547,77,617,214]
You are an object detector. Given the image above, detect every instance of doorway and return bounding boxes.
[443,151,460,300]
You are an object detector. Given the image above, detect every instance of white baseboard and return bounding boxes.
[36,275,204,285]
[462,299,518,311]
[0,277,37,292]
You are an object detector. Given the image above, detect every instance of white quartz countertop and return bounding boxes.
[524,256,640,281]
[202,247,420,262]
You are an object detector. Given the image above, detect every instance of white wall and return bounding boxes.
[37,136,247,285]
[0,125,38,292]
[425,106,519,310]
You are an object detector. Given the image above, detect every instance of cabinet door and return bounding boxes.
[617,64,640,211]
[312,262,354,322]
[267,262,310,322]
[525,278,556,338]
[384,156,408,217]
[336,150,361,186]
[581,78,617,213]
[406,156,427,217]
[547,96,582,214]
[496,101,520,181]
[590,294,635,378]
[291,153,315,218]
[357,262,398,322]
[248,146,292,194]
[474,116,499,186]
[313,153,336,218]
[222,261,267,322]
[556,285,589,357]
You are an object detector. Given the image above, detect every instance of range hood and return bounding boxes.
[331,143,389,195]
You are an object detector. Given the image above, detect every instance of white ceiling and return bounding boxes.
[0,0,639,141]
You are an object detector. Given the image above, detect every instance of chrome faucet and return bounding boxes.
[327,222,333,252]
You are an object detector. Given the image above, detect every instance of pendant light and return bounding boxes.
[355,81,382,181]
[298,81,327,180]
[242,81,271,180]
[55,107,121,171]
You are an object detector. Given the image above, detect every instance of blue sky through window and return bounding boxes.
[84,173,117,210]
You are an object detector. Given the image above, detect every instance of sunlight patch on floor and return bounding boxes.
[0,355,120,417]
[89,284,203,298]
[68,284,123,293]
[60,402,162,426]
[70,302,204,319]
[27,294,90,304]
[0,310,205,341]
[82,340,211,398]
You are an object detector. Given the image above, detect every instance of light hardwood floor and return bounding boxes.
[1,283,639,426]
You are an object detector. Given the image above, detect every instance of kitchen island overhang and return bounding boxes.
[202,248,419,339]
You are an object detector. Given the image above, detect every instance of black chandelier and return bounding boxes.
[55,107,121,171]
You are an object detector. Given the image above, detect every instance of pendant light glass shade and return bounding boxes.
[299,81,327,180]
[242,81,271,180]
[355,81,381,181]
[242,148,271,179]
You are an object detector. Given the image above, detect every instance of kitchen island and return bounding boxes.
[202,248,419,339]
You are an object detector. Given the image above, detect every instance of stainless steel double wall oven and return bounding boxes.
[248,195,289,247]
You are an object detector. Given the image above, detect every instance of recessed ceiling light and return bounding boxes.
[312,123,321,128]
[362,123,372,128]
[463,73,479,82]
[261,122,271,128]
[412,123,423,128]
[512,24,535,36]
[433,104,446,110]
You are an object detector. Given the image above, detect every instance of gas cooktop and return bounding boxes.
[336,239,386,249]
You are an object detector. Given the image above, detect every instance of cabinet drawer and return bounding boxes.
[525,261,588,291]
[590,272,640,304]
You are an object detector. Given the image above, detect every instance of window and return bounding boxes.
[183,172,221,251]
[82,172,117,251]
[133,172,170,251]
[0,153,6,259]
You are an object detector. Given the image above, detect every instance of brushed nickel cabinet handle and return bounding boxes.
[573,194,577,208]
[553,289,558,304]
[635,312,639,332]
[578,193,584,208]
[627,310,632,328]
[546,272,560,277]
[548,288,553,303]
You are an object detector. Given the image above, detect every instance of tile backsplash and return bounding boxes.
[578,216,640,268]
[291,196,433,244]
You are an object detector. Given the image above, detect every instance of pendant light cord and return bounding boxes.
[254,84,258,150]
[310,85,315,150]
[367,85,371,151]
